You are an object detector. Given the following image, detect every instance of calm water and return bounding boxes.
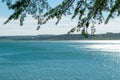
[0,41,120,80]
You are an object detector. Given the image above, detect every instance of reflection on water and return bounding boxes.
[0,41,120,80]
[70,40,120,43]
[71,41,120,63]
[86,44,120,52]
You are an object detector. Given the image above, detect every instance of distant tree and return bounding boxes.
[1,0,120,37]
[91,25,96,36]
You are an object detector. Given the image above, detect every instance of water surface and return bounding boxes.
[0,41,120,80]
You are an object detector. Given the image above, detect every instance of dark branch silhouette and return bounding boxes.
[1,0,120,37]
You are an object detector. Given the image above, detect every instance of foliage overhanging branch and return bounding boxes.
[2,0,120,37]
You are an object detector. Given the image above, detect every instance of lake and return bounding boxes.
[0,40,120,80]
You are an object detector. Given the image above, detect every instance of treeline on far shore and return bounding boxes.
[0,32,120,40]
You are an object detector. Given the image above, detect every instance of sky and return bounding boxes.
[0,0,120,36]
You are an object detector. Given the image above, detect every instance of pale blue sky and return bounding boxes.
[0,0,120,36]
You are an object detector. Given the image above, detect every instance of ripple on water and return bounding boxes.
[0,41,120,80]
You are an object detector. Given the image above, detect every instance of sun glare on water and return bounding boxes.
[86,44,120,52]
[71,40,120,52]
[71,40,120,58]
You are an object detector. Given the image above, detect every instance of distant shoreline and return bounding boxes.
[0,33,120,41]
[0,40,120,43]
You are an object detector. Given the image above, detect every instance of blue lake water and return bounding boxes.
[0,41,120,80]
